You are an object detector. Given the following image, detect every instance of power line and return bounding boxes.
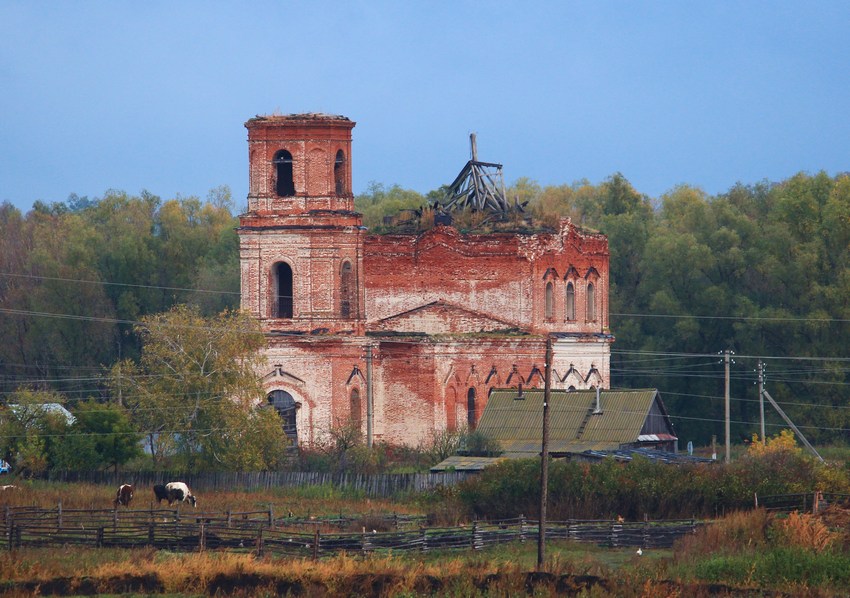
[612,311,850,324]
[0,271,240,296]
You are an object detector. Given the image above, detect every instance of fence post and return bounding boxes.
[312,528,320,561]
[148,521,155,546]
[199,522,206,552]
[255,525,264,557]
[57,500,62,529]
[227,509,232,528]
[268,504,274,528]
[519,515,526,543]
[96,527,104,548]
[15,526,21,550]
[4,507,11,547]
[611,520,620,548]
[362,528,373,554]
[754,492,759,508]
[113,506,118,532]
[472,520,483,550]
[420,526,428,552]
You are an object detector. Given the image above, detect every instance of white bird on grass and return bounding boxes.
[636,547,643,556]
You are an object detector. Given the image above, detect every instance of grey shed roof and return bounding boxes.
[476,388,675,456]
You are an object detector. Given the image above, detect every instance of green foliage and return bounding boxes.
[112,304,284,470]
[54,401,143,471]
[0,389,73,476]
[354,182,428,231]
[457,446,850,520]
[457,430,502,457]
[693,546,850,588]
[0,188,240,396]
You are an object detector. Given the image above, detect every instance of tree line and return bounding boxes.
[1,170,849,472]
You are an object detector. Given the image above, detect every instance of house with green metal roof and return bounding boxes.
[431,388,677,471]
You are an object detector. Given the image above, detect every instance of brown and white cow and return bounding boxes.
[114,483,134,507]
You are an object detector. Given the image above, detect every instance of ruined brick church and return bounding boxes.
[238,114,613,447]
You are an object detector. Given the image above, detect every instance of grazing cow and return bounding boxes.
[114,483,134,507]
[153,484,169,504]
[165,481,197,507]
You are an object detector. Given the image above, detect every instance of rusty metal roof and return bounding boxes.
[477,389,671,455]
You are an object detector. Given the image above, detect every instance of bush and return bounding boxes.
[456,440,850,521]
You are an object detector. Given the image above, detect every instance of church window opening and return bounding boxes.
[274,262,293,319]
[467,387,477,429]
[267,390,297,443]
[587,282,596,321]
[340,260,354,319]
[274,150,295,197]
[545,281,554,320]
[566,282,575,321]
[350,388,361,428]
[334,150,347,195]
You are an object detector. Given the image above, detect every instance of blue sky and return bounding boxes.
[2,1,849,212]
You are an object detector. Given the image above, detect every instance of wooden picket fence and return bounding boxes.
[2,505,700,556]
[43,470,472,498]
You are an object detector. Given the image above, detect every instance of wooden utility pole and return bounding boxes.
[758,360,765,445]
[538,336,553,571]
[724,350,731,464]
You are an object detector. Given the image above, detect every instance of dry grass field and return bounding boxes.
[4,481,850,596]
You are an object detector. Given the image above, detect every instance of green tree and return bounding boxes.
[55,401,143,471]
[0,388,73,476]
[112,304,285,470]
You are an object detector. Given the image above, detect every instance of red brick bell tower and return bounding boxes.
[238,114,365,335]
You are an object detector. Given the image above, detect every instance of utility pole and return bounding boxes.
[758,361,765,445]
[538,335,553,571]
[724,350,731,464]
[366,345,373,449]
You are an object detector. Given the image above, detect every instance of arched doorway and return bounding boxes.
[267,390,298,444]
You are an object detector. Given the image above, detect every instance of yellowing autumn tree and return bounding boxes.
[111,304,288,470]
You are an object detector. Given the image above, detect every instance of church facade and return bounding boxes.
[238,113,613,447]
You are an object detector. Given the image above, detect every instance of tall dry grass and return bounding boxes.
[772,511,836,553]
[674,509,771,560]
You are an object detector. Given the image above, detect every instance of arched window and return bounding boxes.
[267,390,297,443]
[587,282,596,321]
[274,262,293,319]
[545,282,554,320]
[467,387,477,429]
[274,150,295,197]
[340,261,354,319]
[565,282,576,321]
[350,388,361,428]
[334,150,347,196]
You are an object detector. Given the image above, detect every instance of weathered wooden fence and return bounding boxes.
[2,506,699,556]
[42,470,472,497]
[754,492,850,514]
